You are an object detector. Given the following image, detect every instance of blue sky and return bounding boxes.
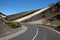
[0,0,59,15]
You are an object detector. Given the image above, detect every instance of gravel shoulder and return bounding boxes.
[0,26,27,40]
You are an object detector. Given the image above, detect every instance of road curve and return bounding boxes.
[10,23,60,40]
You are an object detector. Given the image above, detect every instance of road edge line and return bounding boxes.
[32,27,38,40]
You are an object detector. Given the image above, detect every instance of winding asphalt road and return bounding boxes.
[10,23,60,40]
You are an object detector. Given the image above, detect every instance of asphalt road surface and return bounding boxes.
[10,23,60,40]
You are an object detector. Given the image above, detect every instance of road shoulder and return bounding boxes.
[0,26,28,40]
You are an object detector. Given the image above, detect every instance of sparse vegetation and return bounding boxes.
[5,21,21,28]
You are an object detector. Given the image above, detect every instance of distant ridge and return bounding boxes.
[6,9,41,20]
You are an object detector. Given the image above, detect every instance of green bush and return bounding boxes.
[5,21,21,28]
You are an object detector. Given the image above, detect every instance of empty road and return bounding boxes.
[10,23,60,40]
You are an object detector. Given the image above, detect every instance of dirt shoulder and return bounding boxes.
[0,26,28,40]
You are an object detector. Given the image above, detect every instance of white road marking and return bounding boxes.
[32,27,38,40]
